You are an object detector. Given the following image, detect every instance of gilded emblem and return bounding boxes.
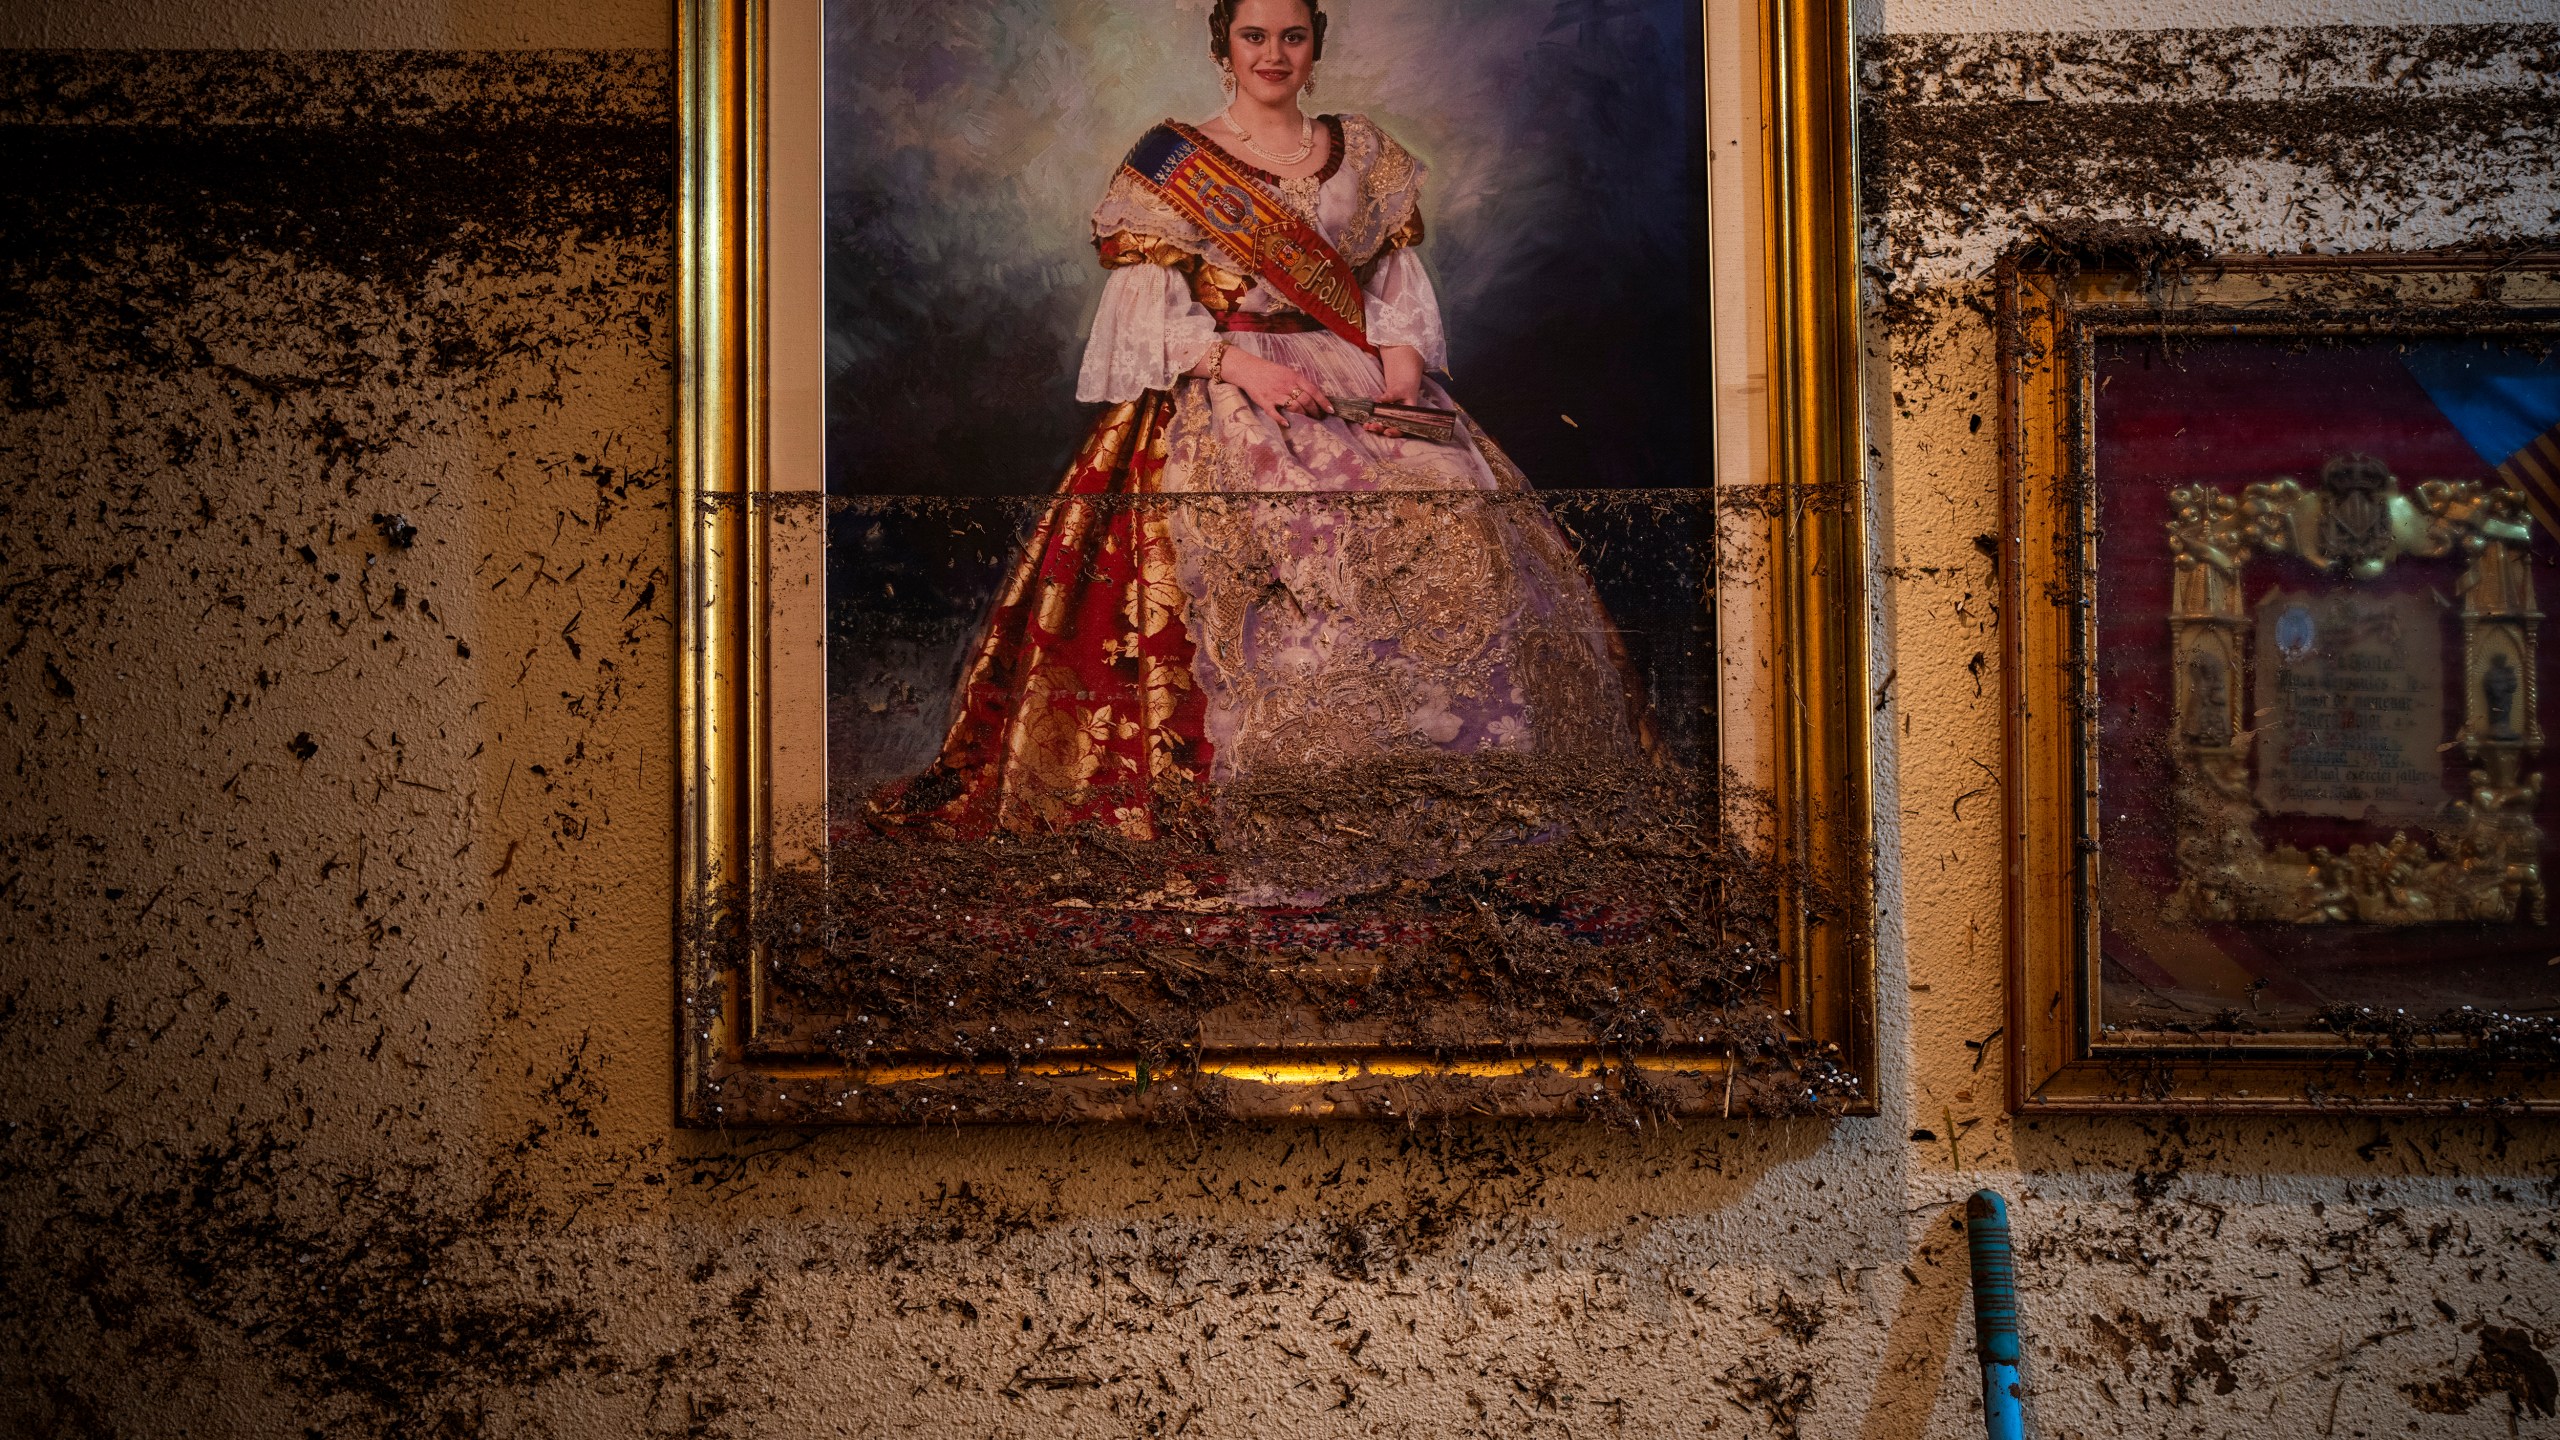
[2160,467,2544,925]
[2314,453,2397,576]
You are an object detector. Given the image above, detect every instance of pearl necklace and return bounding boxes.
[1221,105,1315,167]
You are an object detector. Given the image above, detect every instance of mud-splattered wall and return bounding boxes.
[3,12,2558,1439]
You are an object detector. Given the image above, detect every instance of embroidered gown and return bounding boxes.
[885,114,1651,852]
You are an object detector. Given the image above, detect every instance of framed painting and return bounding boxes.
[2002,250,2560,1113]
[677,0,1872,1124]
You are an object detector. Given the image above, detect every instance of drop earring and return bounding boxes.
[1219,60,1237,102]
[1302,63,1317,99]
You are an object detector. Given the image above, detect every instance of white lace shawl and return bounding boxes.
[1076,115,1442,403]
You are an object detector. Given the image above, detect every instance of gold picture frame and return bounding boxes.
[2001,251,2560,1114]
[676,0,1873,1125]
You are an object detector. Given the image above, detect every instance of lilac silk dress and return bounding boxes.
[1075,112,1651,789]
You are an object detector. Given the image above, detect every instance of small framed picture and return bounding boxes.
[2002,249,2560,1112]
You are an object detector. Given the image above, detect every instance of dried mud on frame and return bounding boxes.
[689,481,1868,1128]
[2002,245,2560,1111]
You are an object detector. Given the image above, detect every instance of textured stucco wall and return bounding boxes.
[0,0,669,49]
[1874,0,2556,33]
[2,10,2559,1440]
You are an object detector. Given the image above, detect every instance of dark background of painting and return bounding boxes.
[822,0,1711,499]
[2091,337,2560,1024]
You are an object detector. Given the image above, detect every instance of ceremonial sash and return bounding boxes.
[1119,121,1375,356]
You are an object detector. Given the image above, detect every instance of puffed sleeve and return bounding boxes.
[1076,263,1220,403]
[1362,246,1448,371]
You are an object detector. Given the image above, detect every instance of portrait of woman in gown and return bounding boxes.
[875,0,1657,897]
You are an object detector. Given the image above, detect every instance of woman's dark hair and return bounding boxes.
[1209,0,1326,62]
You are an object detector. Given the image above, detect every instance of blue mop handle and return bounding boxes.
[1965,1190,2026,1440]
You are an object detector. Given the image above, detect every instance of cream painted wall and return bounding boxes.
[1872,0,2558,33]
[0,0,669,49]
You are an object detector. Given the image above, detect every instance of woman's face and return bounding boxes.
[1224,0,1316,108]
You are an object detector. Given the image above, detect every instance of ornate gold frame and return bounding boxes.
[677,0,1873,1124]
[2001,253,2560,1114]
